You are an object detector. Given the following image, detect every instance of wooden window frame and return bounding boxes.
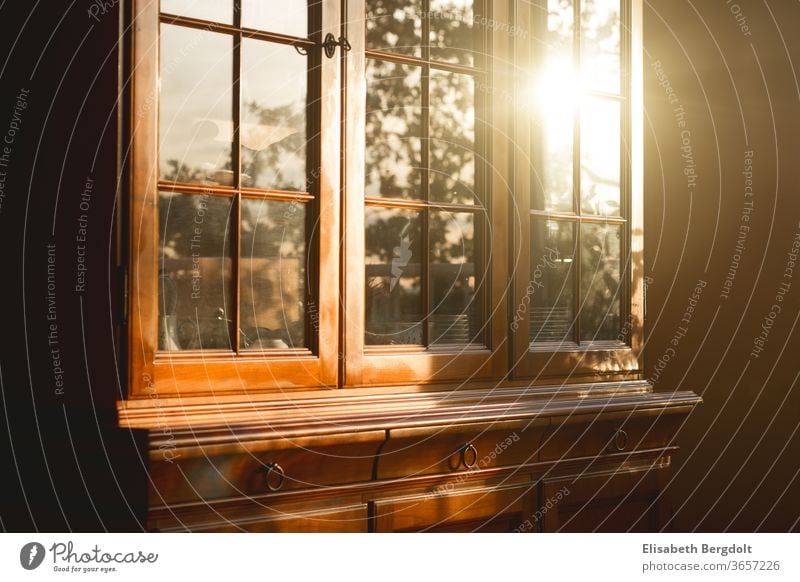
[128,0,341,397]
[125,0,643,401]
[510,0,644,381]
[341,0,511,387]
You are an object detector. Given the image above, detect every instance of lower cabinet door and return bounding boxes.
[373,483,535,532]
[152,502,369,533]
[221,504,369,533]
[540,467,669,532]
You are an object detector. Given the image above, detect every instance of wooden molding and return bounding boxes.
[119,380,701,448]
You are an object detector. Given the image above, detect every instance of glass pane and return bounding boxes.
[580,98,620,216]
[544,0,573,53]
[158,193,234,351]
[366,0,423,57]
[580,222,621,341]
[429,211,482,345]
[531,0,574,212]
[242,0,308,37]
[161,0,232,24]
[365,207,423,345]
[429,70,477,205]
[529,219,576,344]
[240,198,307,349]
[241,40,308,191]
[429,0,476,67]
[160,25,233,185]
[366,60,422,199]
[581,0,620,94]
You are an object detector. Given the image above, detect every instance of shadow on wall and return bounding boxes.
[644,0,800,531]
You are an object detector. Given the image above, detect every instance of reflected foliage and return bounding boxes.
[529,219,575,344]
[240,199,306,348]
[158,193,234,350]
[429,211,481,344]
[580,0,621,93]
[366,61,422,199]
[365,208,423,345]
[365,0,483,345]
[429,70,476,205]
[579,222,621,340]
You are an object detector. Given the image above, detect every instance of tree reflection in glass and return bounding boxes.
[429,211,481,345]
[529,219,576,344]
[159,25,233,185]
[158,193,234,351]
[365,0,483,347]
[240,198,306,349]
[429,0,476,67]
[580,222,621,340]
[366,0,423,57]
[365,208,423,345]
[366,61,422,199]
[429,70,476,205]
[241,39,308,191]
[581,0,620,94]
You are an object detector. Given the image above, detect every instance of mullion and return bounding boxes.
[421,66,430,345]
[621,0,632,346]
[421,1,431,345]
[232,0,243,354]
[573,0,582,345]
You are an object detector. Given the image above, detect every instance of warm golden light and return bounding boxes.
[530,58,582,115]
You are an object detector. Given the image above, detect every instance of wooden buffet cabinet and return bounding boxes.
[118,381,699,532]
[118,0,701,532]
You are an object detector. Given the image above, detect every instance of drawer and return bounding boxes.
[151,499,369,532]
[374,483,533,532]
[376,421,545,480]
[216,504,368,533]
[539,413,682,462]
[149,430,385,506]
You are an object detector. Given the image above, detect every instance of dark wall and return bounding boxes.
[644,0,800,531]
[0,2,147,531]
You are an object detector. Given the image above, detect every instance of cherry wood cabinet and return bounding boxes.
[122,381,699,532]
[117,0,700,532]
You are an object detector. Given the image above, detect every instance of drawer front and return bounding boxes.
[376,422,544,480]
[151,501,369,532]
[374,484,533,532]
[150,431,384,505]
[194,505,368,533]
[539,413,681,462]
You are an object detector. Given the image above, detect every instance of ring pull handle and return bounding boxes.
[612,428,629,452]
[461,443,479,469]
[264,462,285,492]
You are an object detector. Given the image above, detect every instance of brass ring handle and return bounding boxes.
[612,428,629,452]
[462,443,479,469]
[264,462,285,492]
